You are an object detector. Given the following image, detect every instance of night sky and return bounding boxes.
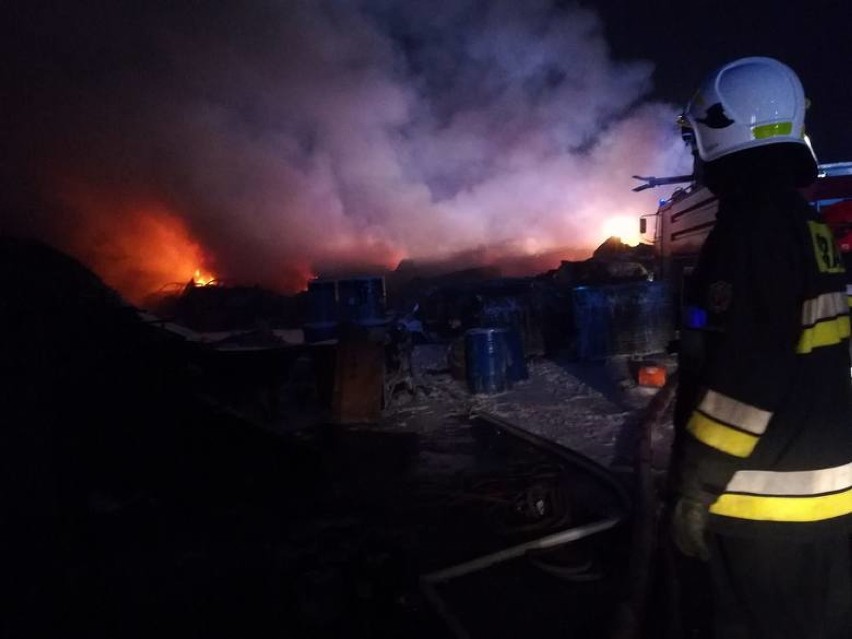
[594,0,851,162]
[2,0,849,301]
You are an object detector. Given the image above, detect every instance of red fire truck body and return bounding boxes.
[646,162,852,306]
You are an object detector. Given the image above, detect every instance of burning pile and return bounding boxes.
[3,0,690,308]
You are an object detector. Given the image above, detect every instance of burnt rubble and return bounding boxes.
[2,237,678,639]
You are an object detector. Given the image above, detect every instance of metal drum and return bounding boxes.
[304,279,338,343]
[504,326,529,381]
[465,327,510,394]
[572,281,672,360]
[337,276,387,327]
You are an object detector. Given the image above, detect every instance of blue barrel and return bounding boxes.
[338,276,387,326]
[504,327,529,381]
[571,286,609,360]
[465,327,510,394]
[304,279,339,343]
[572,282,673,360]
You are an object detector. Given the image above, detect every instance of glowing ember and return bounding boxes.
[192,269,217,286]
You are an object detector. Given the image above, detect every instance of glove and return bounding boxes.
[671,496,710,561]
[669,430,731,562]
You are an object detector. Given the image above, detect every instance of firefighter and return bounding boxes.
[671,57,852,638]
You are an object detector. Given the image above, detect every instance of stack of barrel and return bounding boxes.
[303,276,388,423]
[303,279,339,343]
[571,281,672,361]
[464,325,528,395]
[303,276,388,342]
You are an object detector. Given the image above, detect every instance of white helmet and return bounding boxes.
[680,57,815,164]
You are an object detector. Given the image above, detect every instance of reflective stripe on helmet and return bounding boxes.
[752,121,793,139]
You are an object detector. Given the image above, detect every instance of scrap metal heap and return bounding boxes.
[2,237,679,638]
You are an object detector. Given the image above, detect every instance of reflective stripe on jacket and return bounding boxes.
[680,190,852,535]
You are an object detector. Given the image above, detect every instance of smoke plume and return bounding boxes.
[2,0,690,303]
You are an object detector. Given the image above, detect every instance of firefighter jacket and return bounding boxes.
[676,187,852,539]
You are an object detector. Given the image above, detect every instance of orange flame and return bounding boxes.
[59,185,215,305]
[192,268,217,286]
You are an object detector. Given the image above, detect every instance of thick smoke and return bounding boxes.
[2,0,690,302]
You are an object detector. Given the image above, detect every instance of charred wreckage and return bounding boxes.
[5,159,851,638]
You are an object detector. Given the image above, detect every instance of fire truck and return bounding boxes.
[635,163,852,353]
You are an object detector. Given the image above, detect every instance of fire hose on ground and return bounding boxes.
[610,371,679,639]
[418,409,637,638]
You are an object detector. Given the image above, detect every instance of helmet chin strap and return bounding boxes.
[691,152,706,187]
[680,124,705,186]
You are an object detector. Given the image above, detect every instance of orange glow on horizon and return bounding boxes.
[55,183,612,305]
[91,208,213,303]
[59,186,215,305]
[600,216,641,247]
